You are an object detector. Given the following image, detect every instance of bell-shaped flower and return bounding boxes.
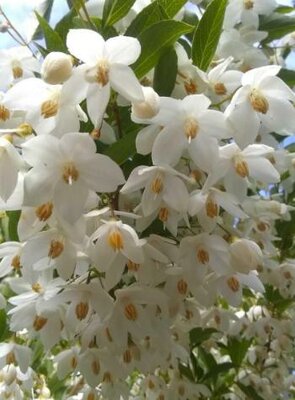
[188,187,247,232]
[151,94,228,171]
[121,165,190,216]
[224,0,277,29]
[66,29,144,126]
[4,76,87,137]
[0,343,32,373]
[0,241,23,278]
[21,132,125,223]
[225,65,295,148]
[89,219,144,289]
[0,46,40,90]
[203,143,280,201]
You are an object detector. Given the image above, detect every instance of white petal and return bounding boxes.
[152,127,186,167]
[23,168,56,206]
[188,136,219,173]
[247,157,280,183]
[105,36,141,65]
[54,180,89,223]
[86,83,110,126]
[79,154,125,192]
[163,175,189,212]
[242,65,280,86]
[67,29,104,64]
[110,64,144,102]
[136,125,160,155]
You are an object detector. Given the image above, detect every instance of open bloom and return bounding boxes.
[151,94,228,171]
[225,65,295,148]
[22,132,125,223]
[66,29,144,126]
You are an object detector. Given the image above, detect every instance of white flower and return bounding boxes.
[0,46,40,89]
[66,29,144,126]
[225,65,295,148]
[151,94,228,171]
[0,343,32,373]
[4,76,87,137]
[203,143,280,201]
[121,165,190,216]
[21,132,125,223]
[89,219,144,289]
[224,0,277,29]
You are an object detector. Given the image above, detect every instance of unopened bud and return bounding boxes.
[41,52,73,84]
[132,87,159,120]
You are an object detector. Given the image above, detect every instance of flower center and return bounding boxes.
[123,349,132,364]
[205,195,219,218]
[71,356,77,369]
[108,229,124,251]
[184,79,198,94]
[150,175,164,194]
[12,66,23,79]
[177,279,188,295]
[214,82,227,95]
[32,282,43,293]
[227,276,240,292]
[35,202,53,221]
[158,207,169,222]
[91,360,100,375]
[41,98,58,119]
[48,239,64,259]
[196,248,209,264]
[17,123,33,137]
[96,60,110,86]
[249,88,269,114]
[0,105,10,121]
[184,117,199,142]
[6,352,16,365]
[33,315,48,331]
[75,302,89,320]
[234,155,249,178]
[127,260,140,271]
[124,303,138,321]
[11,255,21,270]
[62,162,79,184]
[244,0,254,9]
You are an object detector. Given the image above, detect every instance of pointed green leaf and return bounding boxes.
[189,327,218,347]
[227,337,251,367]
[260,13,295,43]
[32,0,55,40]
[104,128,138,165]
[7,210,21,242]
[35,12,66,52]
[153,46,177,96]
[133,20,193,78]
[192,0,227,71]
[278,68,295,87]
[125,2,168,37]
[157,0,187,18]
[102,0,136,27]
[237,383,264,400]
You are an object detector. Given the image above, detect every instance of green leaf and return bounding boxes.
[227,337,251,367]
[55,8,75,42]
[179,362,195,382]
[260,13,295,43]
[198,346,217,370]
[133,20,193,78]
[202,362,233,382]
[157,0,187,18]
[189,327,218,347]
[7,210,21,242]
[103,128,138,165]
[125,2,168,37]
[32,0,55,40]
[35,12,66,52]
[102,0,136,27]
[192,0,228,71]
[275,5,295,14]
[153,46,177,96]
[0,310,7,341]
[237,382,264,400]
[278,68,295,87]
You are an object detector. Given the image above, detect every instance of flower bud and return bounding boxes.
[131,87,160,120]
[41,52,73,84]
[230,238,263,273]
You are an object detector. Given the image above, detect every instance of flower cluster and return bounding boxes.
[0,0,294,399]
